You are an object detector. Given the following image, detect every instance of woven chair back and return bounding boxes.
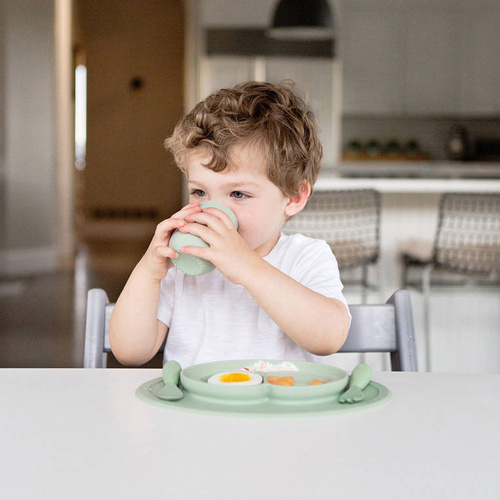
[283,189,381,270]
[434,193,500,275]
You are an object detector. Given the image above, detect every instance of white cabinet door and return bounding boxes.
[265,57,341,164]
[340,6,405,115]
[200,56,341,165]
[339,0,500,116]
[459,10,500,115]
[199,56,258,99]
[404,9,461,115]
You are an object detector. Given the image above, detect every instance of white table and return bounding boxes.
[1,369,499,499]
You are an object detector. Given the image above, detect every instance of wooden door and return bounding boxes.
[78,0,184,234]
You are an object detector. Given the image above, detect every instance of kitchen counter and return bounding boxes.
[316,162,500,193]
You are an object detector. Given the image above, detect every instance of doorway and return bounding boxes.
[74,0,185,249]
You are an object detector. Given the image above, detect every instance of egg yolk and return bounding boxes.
[219,373,251,383]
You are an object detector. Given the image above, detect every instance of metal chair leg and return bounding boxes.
[361,263,368,304]
[422,263,434,372]
[358,263,371,365]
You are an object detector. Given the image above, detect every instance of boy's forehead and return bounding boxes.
[186,143,268,179]
[186,166,265,188]
[229,142,267,169]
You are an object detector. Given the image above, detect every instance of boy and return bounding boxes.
[109,81,350,368]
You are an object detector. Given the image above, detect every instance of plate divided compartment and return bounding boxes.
[136,360,391,417]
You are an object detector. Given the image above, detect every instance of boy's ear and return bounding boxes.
[285,181,311,217]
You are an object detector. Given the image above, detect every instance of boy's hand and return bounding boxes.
[139,203,202,282]
[178,207,260,284]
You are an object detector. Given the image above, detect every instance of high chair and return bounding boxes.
[84,288,417,371]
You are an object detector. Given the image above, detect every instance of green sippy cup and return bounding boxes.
[168,201,238,276]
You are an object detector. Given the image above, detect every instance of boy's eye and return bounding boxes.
[231,191,248,200]
[191,189,206,198]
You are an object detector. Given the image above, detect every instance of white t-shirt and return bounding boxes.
[157,233,349,368]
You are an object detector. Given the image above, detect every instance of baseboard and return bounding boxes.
[0,245,58,276]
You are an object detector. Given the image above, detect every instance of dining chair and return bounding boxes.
[282,189,381,302]
[400,192,500,370]
[84,288,417,371]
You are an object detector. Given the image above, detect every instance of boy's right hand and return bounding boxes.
[139,203,202,282]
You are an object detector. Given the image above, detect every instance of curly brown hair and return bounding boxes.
[165,81,323,197]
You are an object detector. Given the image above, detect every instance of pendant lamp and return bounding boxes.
[269,0,334,40]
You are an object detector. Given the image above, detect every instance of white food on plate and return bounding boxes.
[247,361,299,373]
[207,371,263,386]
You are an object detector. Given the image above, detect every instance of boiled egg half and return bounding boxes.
[207,371,262,386]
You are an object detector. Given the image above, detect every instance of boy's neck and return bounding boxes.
[254,232,282,258]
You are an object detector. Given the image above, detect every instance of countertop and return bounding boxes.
[316,161,500,193]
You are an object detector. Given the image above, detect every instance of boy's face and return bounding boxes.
[184,143,295,257]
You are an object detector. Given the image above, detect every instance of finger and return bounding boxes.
[154,204,204,237]
[185,210,233,233]
[178,221,215,244]
[154,217,185,239]
[171,203,202,221]
[180,245,210,260]
[201,206,235,229]
[156,245,179,259]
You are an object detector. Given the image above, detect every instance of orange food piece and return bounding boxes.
[267,376,294,386]
[278,377,294,386]
[309,379,325,386]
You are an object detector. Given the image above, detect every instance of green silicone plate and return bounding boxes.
[135,360,392,417]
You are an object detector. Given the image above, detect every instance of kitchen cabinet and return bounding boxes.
[199,55,341,164]
[339,0,500,116]
[404,9,461,115]
[200,56,259,98]
[265,58,340,165]
[340,6,405,114]
[459,10,500,115]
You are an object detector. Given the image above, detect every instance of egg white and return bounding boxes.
[207,371,263,386]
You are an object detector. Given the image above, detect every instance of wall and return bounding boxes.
[0,0,58,275]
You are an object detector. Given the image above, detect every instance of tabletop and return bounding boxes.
[1,369,499,500]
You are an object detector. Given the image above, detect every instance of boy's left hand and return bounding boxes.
[178,207,260,284]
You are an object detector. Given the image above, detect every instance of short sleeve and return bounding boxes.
[290,238,351,317]
[157,268,177,328]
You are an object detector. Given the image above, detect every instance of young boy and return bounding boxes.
[109,81,350,368]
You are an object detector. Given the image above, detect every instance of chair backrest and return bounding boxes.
[433,193,500,275]
[84,288,113,368]
[84,288,417,371]
[339,289,418,371]
[282,189,381,269]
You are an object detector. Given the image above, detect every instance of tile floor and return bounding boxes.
[0,240,163,368]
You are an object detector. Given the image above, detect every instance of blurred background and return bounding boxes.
[1,0,499,371]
